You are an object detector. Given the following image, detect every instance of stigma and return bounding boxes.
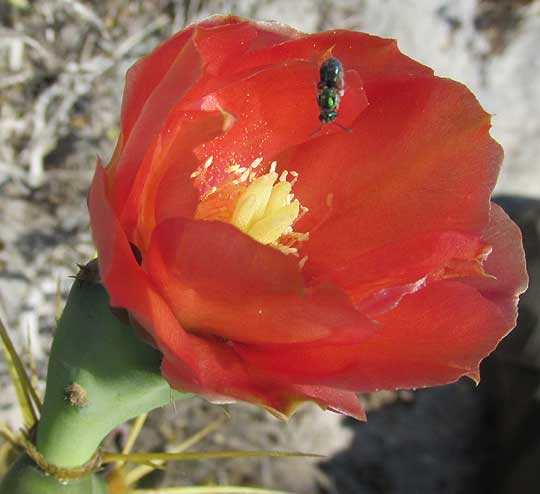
[193,158,308,256]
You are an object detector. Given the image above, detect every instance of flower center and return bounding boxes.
[193,158,308,255]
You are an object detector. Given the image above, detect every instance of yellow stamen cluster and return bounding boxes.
[193,158,308,255]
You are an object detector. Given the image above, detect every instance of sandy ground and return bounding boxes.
[1,1,539,493]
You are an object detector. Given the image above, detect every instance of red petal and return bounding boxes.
[111,38,204,214]
[473,203,528,298]
[144,217,376,345]
[193,21,258,76]
[192,16,302,78]
[193,60,368,178]
[461,203,528,326]
[89,163,256,407]
[111,17,301,219]
[121,27,195,140]
[232,30,431,81]
[89,164,199,378]
[162,349,366,420]
[118,109,225,251]
[292,385,366,421]
[307,230,491,312]
[236,277,518,390]
[282,75,502,281]
[120,16,287,139]
[160,335,266,405]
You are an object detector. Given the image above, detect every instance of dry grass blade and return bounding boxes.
[55,277,63,322]
[171,414,228,454]
[122,414,148,456]
[112,413,149,471]
[125,415,228,486]
[0,424,18,447]
[0,316,41,427]
[129,487,294,494]
[104,450,323,464]
[25,328,40,397]
[0,440,18,478]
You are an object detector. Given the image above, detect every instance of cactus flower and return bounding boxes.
[88,15,527,420]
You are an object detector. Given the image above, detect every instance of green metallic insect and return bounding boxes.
[311,57,350,135]
[317,57,344,124]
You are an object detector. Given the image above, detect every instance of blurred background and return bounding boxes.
[0,1,539,493]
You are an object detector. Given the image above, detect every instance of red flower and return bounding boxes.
[88,16,527,420]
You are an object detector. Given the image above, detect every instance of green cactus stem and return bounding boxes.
[0,455,107,494]
[0,266,191,492]
[36,275,191,467]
